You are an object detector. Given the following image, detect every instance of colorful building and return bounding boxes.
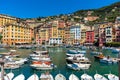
[70,24,81,44]
[0,14,18,33]
[85,30,94,45]
[2,23,32,46]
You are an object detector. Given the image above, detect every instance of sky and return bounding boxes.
[0,0,120,18]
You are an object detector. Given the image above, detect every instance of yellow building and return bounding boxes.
[2,23,32,46]
[0,14,17,32]
[52,21,58,38]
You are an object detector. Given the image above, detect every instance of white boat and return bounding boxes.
[81,73,94,80]
[66,53,85,57]
[4,61,20,69]
[112,48,120,53]
[108,73,119,80]
[40,72,54,80]
[67,63,80,70]
[94,73,108,80]
[13,74,25,80]
[74,63,91,70]
[69,74,79,80]
[4,72,14,80]
[30,61,55,70]
[55,73,66,80]
[27,74,39,80]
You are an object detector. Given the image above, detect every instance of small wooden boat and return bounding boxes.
[108,73,119,80]
[27,74,39,80]
[13,74,25,80]
[94,73,108,80]
[4,72,14,80]
[81,73,93,80]
[69,74,79,80]
[55,73,66,80]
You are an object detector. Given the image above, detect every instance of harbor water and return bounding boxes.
[0,47,118,79]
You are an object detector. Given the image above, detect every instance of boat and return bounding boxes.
[4,61,20,70]
[30,61,55,70]
[4,72,14,80]
[94,53,104,60]
[66,56,90,64]
[67,63,80,70]
[94,73,108,80]
[13,74,25,80]
[66,53,85,57]
[40,72,54,80]
[55,73,66,80]
[69,74,79,80]
[100,56,118,64]
[112,48,120,53]
[81,73,94,80]
[90,51,101,55]
[74,63,91,70]
[27,74,39,80]
[67,50,86,54]
[108,73,119,80]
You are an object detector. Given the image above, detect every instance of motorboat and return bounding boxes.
[94,73,108,80]
[13,74,25,80]
[30,61,55,70]
[55,73,66,80]
[67,63,80,70]
[67,50,86,54]
[4,61,20,70]
[69,74,79,80]
[27,74,39,80]
[81,73,94,80]
[74,63,91,70]
[40,72,54,80]
[94,53,104,60]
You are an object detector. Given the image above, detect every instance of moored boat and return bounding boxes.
[69,74,79,80]
[27,74,39,80]
[81,73,94,80]
[13,74,25,80]
[40,72,54,80]
[4,72,14,80]
[55,73,66,80]
[94,73,108,80]
[108,73,119,80]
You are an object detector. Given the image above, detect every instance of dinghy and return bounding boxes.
[55,73,66,80]
[69,74,79,80]
[40,72,54,80]
[108,73,119,80]
[81,73,94,80]
[4,72,14,80]
[27,74,39,80]
[13,74,25,80]
[94,73,108,80]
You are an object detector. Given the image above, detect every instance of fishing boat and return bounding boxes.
[108,73,119,80]
[55,73,66,80]
[4,72,14,80]
[94,73,108,80]
[40,72,54,80]
[27,74,39,80]
[81,73,94,80]
[13,74,25,80]
[69,74,79,80]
